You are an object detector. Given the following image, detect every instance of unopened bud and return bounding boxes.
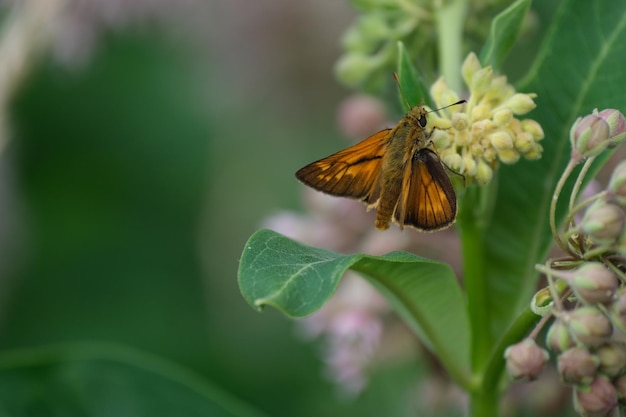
[557,346,599,385]
[574,376,618,417]
[547,318,574,353]
[475,159,493,185]
[567,262,619,305]
[571,109,626,162]
[504,338,549,381]
[502,93,537,115]
[461,52,481,87]
[566,307,613,347]
[613,374,626,400]
[335,53,380,87]
[596,343,626,378]
[608,160,626,206]
[571,112,611,161]
[580,201,626,245]
[610,288,626,332]
[597,109,626,140]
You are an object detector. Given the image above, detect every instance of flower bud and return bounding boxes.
[461,52,481,87]
[574,376,618,417]
[520,119,545,141]
[335,53,380,87]
[570,110,612,161]
[597,109,626,140]
[608,160,626,206]
[431,129,451,149]
[462,154,477,176]
[546,318,575,353]
[504,338,549,381]
[580,201,626,244]
[567,262,619,305]
[557,346,599,385]
[497,148,520,164]
[596,342,626,378]
[502,93,537,115]
[493,108,512,127]
[610,288,626,332]
[337,95,387,140]
[443,153,462,173]
[470,67,493,96]
[489,131,513,150]
[566,307,613,347]
[513,132,534,153]
[613,374,626,401]
[475,159,493,185]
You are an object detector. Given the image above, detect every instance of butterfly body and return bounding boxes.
[296,105,457,232]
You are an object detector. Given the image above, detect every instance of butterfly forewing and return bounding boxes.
[295,129,391,205]
[394,148,457,231]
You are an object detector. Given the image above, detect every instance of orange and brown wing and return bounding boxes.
[394,148,457,231]
[295,129,391,205]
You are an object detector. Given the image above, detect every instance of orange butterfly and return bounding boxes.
[296,101,464,231]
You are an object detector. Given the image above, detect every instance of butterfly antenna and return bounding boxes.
[392,72,413,110]
[428,99,467,114]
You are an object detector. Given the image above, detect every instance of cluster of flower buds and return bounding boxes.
[505,109,626,417]
[427,53,544,185]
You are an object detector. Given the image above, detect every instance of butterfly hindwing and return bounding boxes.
[394,148,457,231]
[295,129,391,205]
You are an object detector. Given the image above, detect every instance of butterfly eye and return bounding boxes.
[419,116,427,127]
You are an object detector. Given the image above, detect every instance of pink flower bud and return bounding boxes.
[597,109,626,139]
[546,318,575,353]
[571,109,626,162]
[613,374,626,400]
[571,112,610,161]
[557,346,599,385]
[504,338,549,381]
[567,262,619,305]
[596,342,626,378]
[581,201,626,245]
[566,307,613,348]
[574,376,618,417]
[608,160,626,207]
[610,288,626,332]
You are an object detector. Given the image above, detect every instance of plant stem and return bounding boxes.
[458,184,492,372]
[435,0,467,92]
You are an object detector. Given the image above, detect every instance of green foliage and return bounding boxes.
[239,0,626,415]
[395,42,433,110]
[479,0,531,69]
[239,229,471,389]
[0,343,267,417]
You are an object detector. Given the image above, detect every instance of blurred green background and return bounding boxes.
[0,1,567,417]
[0,1,419,416]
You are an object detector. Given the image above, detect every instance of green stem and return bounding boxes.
[435,0,467,92]
[458,180,498,416]
[472,307,545,417]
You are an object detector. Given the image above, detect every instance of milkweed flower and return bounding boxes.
[427,52,544,185]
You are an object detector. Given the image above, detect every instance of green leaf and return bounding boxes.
[483,0,626,343]
[395,41,434,110]
[238,229,472,389]
[479,0,531,69]
[0,343,268,417]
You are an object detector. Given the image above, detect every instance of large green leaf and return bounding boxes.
[484,0,626,341]
[0,343,268,417]
[238,229,472,389]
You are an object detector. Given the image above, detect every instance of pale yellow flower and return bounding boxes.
[427,52,544,185]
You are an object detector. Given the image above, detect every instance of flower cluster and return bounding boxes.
[335,0,515,92]
[504,109,626,417]
[427,53,544,185]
